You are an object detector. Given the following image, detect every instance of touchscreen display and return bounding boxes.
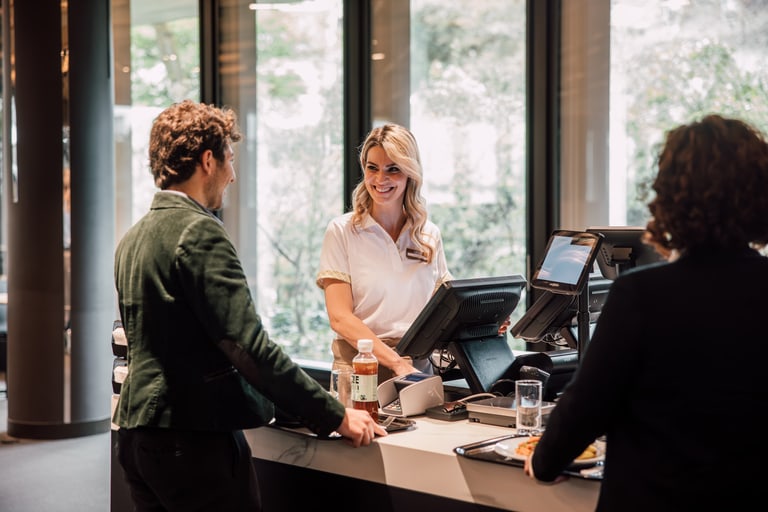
[531,230,602,295]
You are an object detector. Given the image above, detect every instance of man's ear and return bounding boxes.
[199,149,215,175]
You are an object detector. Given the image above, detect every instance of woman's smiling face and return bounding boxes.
[363,145,408,209]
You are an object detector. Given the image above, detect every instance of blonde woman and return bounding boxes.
[317,124,452,382]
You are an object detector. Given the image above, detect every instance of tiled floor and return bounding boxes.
[0,373,111,512]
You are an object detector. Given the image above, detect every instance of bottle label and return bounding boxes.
[351,374,377,402]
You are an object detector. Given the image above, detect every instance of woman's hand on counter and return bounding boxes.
[524,454,569,485]
[337,408,388,447]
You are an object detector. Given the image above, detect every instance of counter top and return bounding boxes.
[245,415,599,512]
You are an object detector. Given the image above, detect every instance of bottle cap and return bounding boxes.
[357,339,373,352]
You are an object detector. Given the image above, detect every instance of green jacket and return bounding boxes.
[114,192,344,435]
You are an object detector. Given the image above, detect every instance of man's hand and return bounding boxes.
[336,408,388,447]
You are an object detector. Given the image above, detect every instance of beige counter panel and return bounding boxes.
[245,416,599,512]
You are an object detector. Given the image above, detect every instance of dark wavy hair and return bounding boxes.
[645,114,768,255]
[149,100,242,189]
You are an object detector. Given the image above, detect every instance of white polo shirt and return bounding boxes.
[316,212,452,339]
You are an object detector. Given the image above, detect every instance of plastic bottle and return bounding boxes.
[352,339,379,421]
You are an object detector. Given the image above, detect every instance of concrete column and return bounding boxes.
[67,0,116,431]
[7,0,115,439]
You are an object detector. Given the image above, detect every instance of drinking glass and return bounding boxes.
[330,368,353,408]
[515,379,543,435]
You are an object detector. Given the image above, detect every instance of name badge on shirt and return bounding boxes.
[406,248,428,262]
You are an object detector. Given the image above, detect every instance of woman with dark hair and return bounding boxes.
[524,114,768,511]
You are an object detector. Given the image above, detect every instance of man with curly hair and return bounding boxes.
[114,100,385,511]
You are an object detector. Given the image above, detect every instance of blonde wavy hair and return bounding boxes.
[351,124,434,263]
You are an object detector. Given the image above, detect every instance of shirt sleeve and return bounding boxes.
[316,216,351,289]
[432,226,453,284]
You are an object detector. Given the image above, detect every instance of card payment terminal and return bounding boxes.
[377,372,444,417]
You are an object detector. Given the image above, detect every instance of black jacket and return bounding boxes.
[533,248,768,511]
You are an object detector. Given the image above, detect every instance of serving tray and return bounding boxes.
[454,434,604,480]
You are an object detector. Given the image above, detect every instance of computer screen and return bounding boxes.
[396,275,526,394]
[531,230,603,294]
[397,274,526,359]
[510,230,604,352]
[586,226,667,280]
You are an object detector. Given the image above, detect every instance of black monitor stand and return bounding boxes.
[576,285,591,360]
[446,336,559,397]
[447,337,515,395]
[554,285,592,360]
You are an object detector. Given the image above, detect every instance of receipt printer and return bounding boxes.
[377,372,444,417]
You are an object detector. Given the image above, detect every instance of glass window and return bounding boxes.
[112,0,200,239]
[219,0,528,362]
[560,0,768,230]
[221,0,345,363]
[373,0,529,348]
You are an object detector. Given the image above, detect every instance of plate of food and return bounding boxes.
[493,435,604,466]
